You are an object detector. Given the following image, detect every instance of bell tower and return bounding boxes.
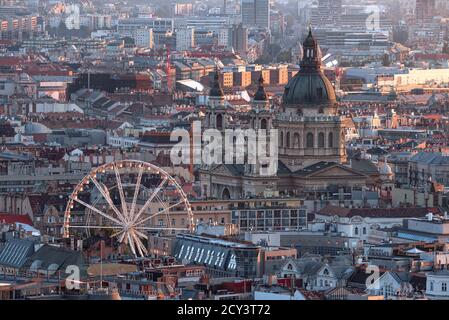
[204,67,227,131]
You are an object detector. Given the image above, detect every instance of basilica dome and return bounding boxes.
[282,29,336,108]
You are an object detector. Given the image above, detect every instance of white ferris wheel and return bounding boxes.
[63,160,194,257]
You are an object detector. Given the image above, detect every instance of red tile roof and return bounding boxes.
[0,57,22,66]
[0,214,33,226]
[414,53,449,60]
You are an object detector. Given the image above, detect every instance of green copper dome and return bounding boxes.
[282,28,336,106]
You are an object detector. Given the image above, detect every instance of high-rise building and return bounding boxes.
[133,28,153,48]
[241,0,270,29]
[311,0,342,27]
[170,3,194,16]
[230,24,248,53]
[224,0,240,15]
[175,27,195,51]
[416,0,436,21]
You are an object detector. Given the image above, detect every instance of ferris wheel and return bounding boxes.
[63,160,194,257]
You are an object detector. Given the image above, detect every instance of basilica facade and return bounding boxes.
[199,29,373,200]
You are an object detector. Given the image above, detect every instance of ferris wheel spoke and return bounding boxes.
[127,232,137,256]
[136,200,185,226]
[118,230,126,243]
[129,166,144,220]
[136,236,148,256]
[133,228,148,240]
[90,176,127,224]
[111,229,125,238]
[113,164,129,222]
[134,226,189,231]
[70,225,122,229]
[71,197,122,226]
[133,176,168,224]
[155,193,172,229]
[130,230,146,257]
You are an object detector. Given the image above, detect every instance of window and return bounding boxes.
[318,132,325,148]
[442,283,447,292]
[280,131,284,147]
[293,133,300,148]
[430,281,434,291]
[286,132,291,148]
[383,284,394,297]
[216,114,223,130]
[306,132,314,148]
[354,227,359,235]
[328,132,333,148]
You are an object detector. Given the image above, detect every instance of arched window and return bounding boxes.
[293,133,300,148]
[222,188,231,200]
[318,132,325,148]
[363,227,367,235]
[260,118,267,130]
[354,227,359,235]
[306,132,314,148]
[328,132,334,148]
[286,132,291,148]
[216,114,223,130]
[280,131,284,147]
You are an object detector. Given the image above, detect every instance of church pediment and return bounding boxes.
[315,166,362,177]
[204,164,243,177]
[295,162,367,179]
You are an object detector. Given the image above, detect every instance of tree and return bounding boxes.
[277,50,292,63]
[266,44,281,57]
[255,54,273,64]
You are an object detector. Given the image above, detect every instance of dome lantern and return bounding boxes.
[282,27,337,114]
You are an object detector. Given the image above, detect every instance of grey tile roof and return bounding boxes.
[293,161,337,176]
[410,152,449,165]
[350,159,379,174]
[22,244,88,277]
[224,164,245,176]
[0,239,35,268]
